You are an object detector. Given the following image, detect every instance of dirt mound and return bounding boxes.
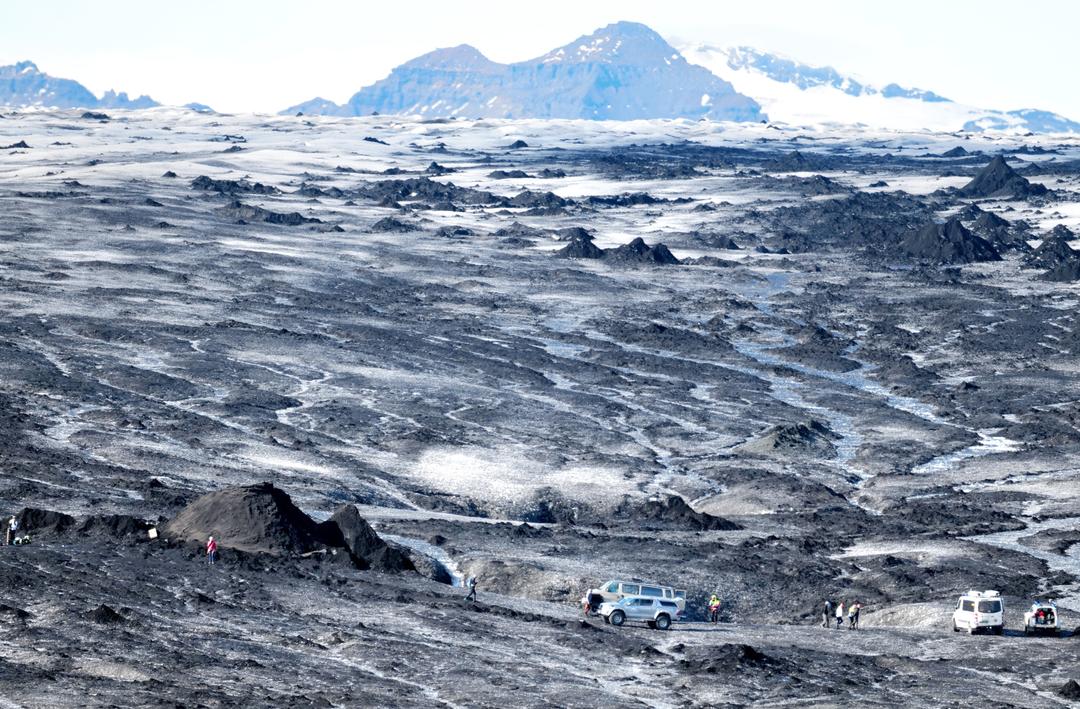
[319,505,414,572]
[556,237,604,259]
[899,218,1001,264]
[737,420,838,457]
[1026,227,1078,269]
[15,508,75,535]
[191,175,279,195]
[679,644,771,674]
[370,216,419,233]
[603,237,679,265]
[1059,679,1080,699]
[959,156,1047,198]
[219,200,321,226]
[488,170,531,179]
[87,604,125,624]
[77,514,154,538]
[162,483,323,555]
[765,150,822,172]
[619,495,742,531]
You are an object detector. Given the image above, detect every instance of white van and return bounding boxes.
[588,580,687,616]
[952,590,1004,635]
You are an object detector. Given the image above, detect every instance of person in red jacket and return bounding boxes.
[206,536,218,565]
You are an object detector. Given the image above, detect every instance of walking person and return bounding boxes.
[822,600,833,628]
[465,575,478,602]
[206,536,218,565]
[708,594,722,624]
[835,600,845,629]
[849,601,861,630]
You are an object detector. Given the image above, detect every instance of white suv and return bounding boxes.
[952,590,1004,635]
[598,596,681,630]
[587,580,687,615]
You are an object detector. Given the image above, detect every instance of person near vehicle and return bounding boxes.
[708,594,721,623]
[6,516,18,546]
[206,536,218,565]
[465,576,478,602]
[835,600,845,629]
[822,600,833,628]
[849,601,861,630]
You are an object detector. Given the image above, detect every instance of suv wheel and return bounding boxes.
[655,614,671,630]
[952,622,959,633]
[609,610,625,627]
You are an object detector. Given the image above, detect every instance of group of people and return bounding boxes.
[823,599,862,630]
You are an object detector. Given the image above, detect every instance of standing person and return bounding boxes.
[822,600,833,628]
[849,601,861,630]
[835,600,845,629]
[708,594,722,624]
[6,516,18,546]
[206,536,218,565]
[465,576,478,602]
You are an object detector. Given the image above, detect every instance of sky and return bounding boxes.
[3,0,1078,117]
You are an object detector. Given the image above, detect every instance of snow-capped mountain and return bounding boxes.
[0,60,159,110]
[284,22,764,122]
[681,44,1080,134]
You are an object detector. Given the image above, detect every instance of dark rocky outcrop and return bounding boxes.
[556,237,604,259]
[737,420,839,457]
[603,237,680,265]
[220,200,321,226]
[618,495,742,531]
[162,483,326,555]
[319,505,414,572]
[959,156,1047,198]
[899,218,1001,264]
[370,216,420,233]
[191,175,279,195]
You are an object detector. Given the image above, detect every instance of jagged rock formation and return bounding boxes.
[959,157,1048,199]
[899,218,1002,264]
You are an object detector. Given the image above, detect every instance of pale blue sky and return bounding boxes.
[3,0,1077,117]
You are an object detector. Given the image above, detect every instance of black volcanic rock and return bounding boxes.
[1025,227,1077,269]
[959,156,1047,198]
[618,495,742,531]
[488,170,531,179]
[899,218,1001,264]
[941,146,970,158]
[220,200,321,226]
[603,237,680,265]
[162,483,325,555]
[556,236,604,259]
[192,175,279,195]
[370,216,419,232]
[319,505,415,572]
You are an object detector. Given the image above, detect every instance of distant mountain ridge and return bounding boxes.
[0,60,158,110]
[681,44,1080,134]
[284,22,765,122]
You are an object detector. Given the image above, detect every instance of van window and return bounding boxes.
[978,600,1001,613]
[961,600,975,612]
[622,584,639,595]
[674,590,686,599]
[605,582,618,593]
[641,586,663,598]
